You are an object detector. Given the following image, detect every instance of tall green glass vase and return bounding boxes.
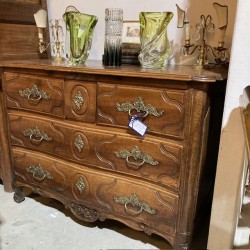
[63,7,98,65]
[138,12,173,68]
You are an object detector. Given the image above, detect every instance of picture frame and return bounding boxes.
[122,21,140,44]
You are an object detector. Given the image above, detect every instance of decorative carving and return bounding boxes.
[114,193,156,215]
[115,146,158,170]
[70,203,99,222]
[19,84,51,101]
[76,176,85,193]
[116,97,164,118]
[74,135,84,153]
[23,126,52,144]
[73,90,84,110]
[26,164,53,181]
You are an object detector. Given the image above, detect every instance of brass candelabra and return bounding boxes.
[176,3,229,68]
[50,19,64,61]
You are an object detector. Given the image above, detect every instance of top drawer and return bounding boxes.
[3,72,64,117]
[97,83,190,139]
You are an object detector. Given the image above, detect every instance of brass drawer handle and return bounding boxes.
[23,126,52,145]
[26,164,53,182]
[115,146,158,170]
[73,90,84,110]
[19,84,51,102]
[114,193,156,215]
[116,97,164,118]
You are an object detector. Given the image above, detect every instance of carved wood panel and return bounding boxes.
[12,147,179,243]
[97,83,189,139]
[4,72,64,117]
[64,80,96,123]
[9,113,183,190]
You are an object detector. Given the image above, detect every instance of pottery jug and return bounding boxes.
[63,6,98,65]
[138,11,173,68]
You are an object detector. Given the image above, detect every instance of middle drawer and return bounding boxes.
[8,112,184,191]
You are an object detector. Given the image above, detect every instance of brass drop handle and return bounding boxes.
[115,146,158,170]
[128,109,148,118]
[23,126,52,145]
[26,164,53,182]
[126,155,145,169]
[29,134,43,144]
[116,97,164,119]
[19,84,51,102]
[114,194,156,216]
[124,200,143,215]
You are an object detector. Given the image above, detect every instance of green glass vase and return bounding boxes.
[138,11,173,68]
[63,8,98,65]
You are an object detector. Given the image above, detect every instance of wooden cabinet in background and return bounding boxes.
[0,59,227,249]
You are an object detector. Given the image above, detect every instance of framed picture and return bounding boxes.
[122,21,140,44]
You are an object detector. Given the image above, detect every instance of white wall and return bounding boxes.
[47,0,236,65]
[208,0,250,248]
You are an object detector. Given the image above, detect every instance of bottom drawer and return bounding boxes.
[13,148,179,239]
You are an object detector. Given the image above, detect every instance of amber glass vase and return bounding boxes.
[138,11,173,68]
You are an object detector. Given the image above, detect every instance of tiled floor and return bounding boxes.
[0,182,249,250]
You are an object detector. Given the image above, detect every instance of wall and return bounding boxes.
[47,0,236,65]
[208,0,250,248]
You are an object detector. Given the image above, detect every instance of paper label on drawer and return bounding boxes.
[128,117,147,136]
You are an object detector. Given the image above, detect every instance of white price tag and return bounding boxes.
[128,118,147,136]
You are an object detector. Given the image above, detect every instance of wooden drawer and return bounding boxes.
[97,83,190,139]
[9,112,183,190]
[64,80,96,123]
[3,73,64,117]
[13,148,179,238]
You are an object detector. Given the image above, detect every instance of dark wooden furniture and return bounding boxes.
[0,59,226,249]
[0,0,50,189]
[0,0,49,61]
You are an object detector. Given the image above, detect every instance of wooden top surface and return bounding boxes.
[0,59,228,82]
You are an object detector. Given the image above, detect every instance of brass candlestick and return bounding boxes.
[183,15,216,67]
[176,3,230,68]
[50,19,64,62]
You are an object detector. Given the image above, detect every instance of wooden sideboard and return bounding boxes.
[0,59,227,249]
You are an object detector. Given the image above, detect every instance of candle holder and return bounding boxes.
[176,3,229,68]
[50,19,64,62]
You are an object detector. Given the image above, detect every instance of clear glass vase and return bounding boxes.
[138,12,173,69]
[63,6,98,65]
[103,8,123,66]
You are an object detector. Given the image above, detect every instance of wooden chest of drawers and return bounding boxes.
[0,59,227,249]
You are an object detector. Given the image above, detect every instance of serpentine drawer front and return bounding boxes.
[0,60,226,250]
[97,83,190,139]
[8,112,183,191]
[3,73,96,123]
[13,148,179,243]
[3,73,64,117]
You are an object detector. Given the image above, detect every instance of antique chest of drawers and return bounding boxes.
[0,59,227,249]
